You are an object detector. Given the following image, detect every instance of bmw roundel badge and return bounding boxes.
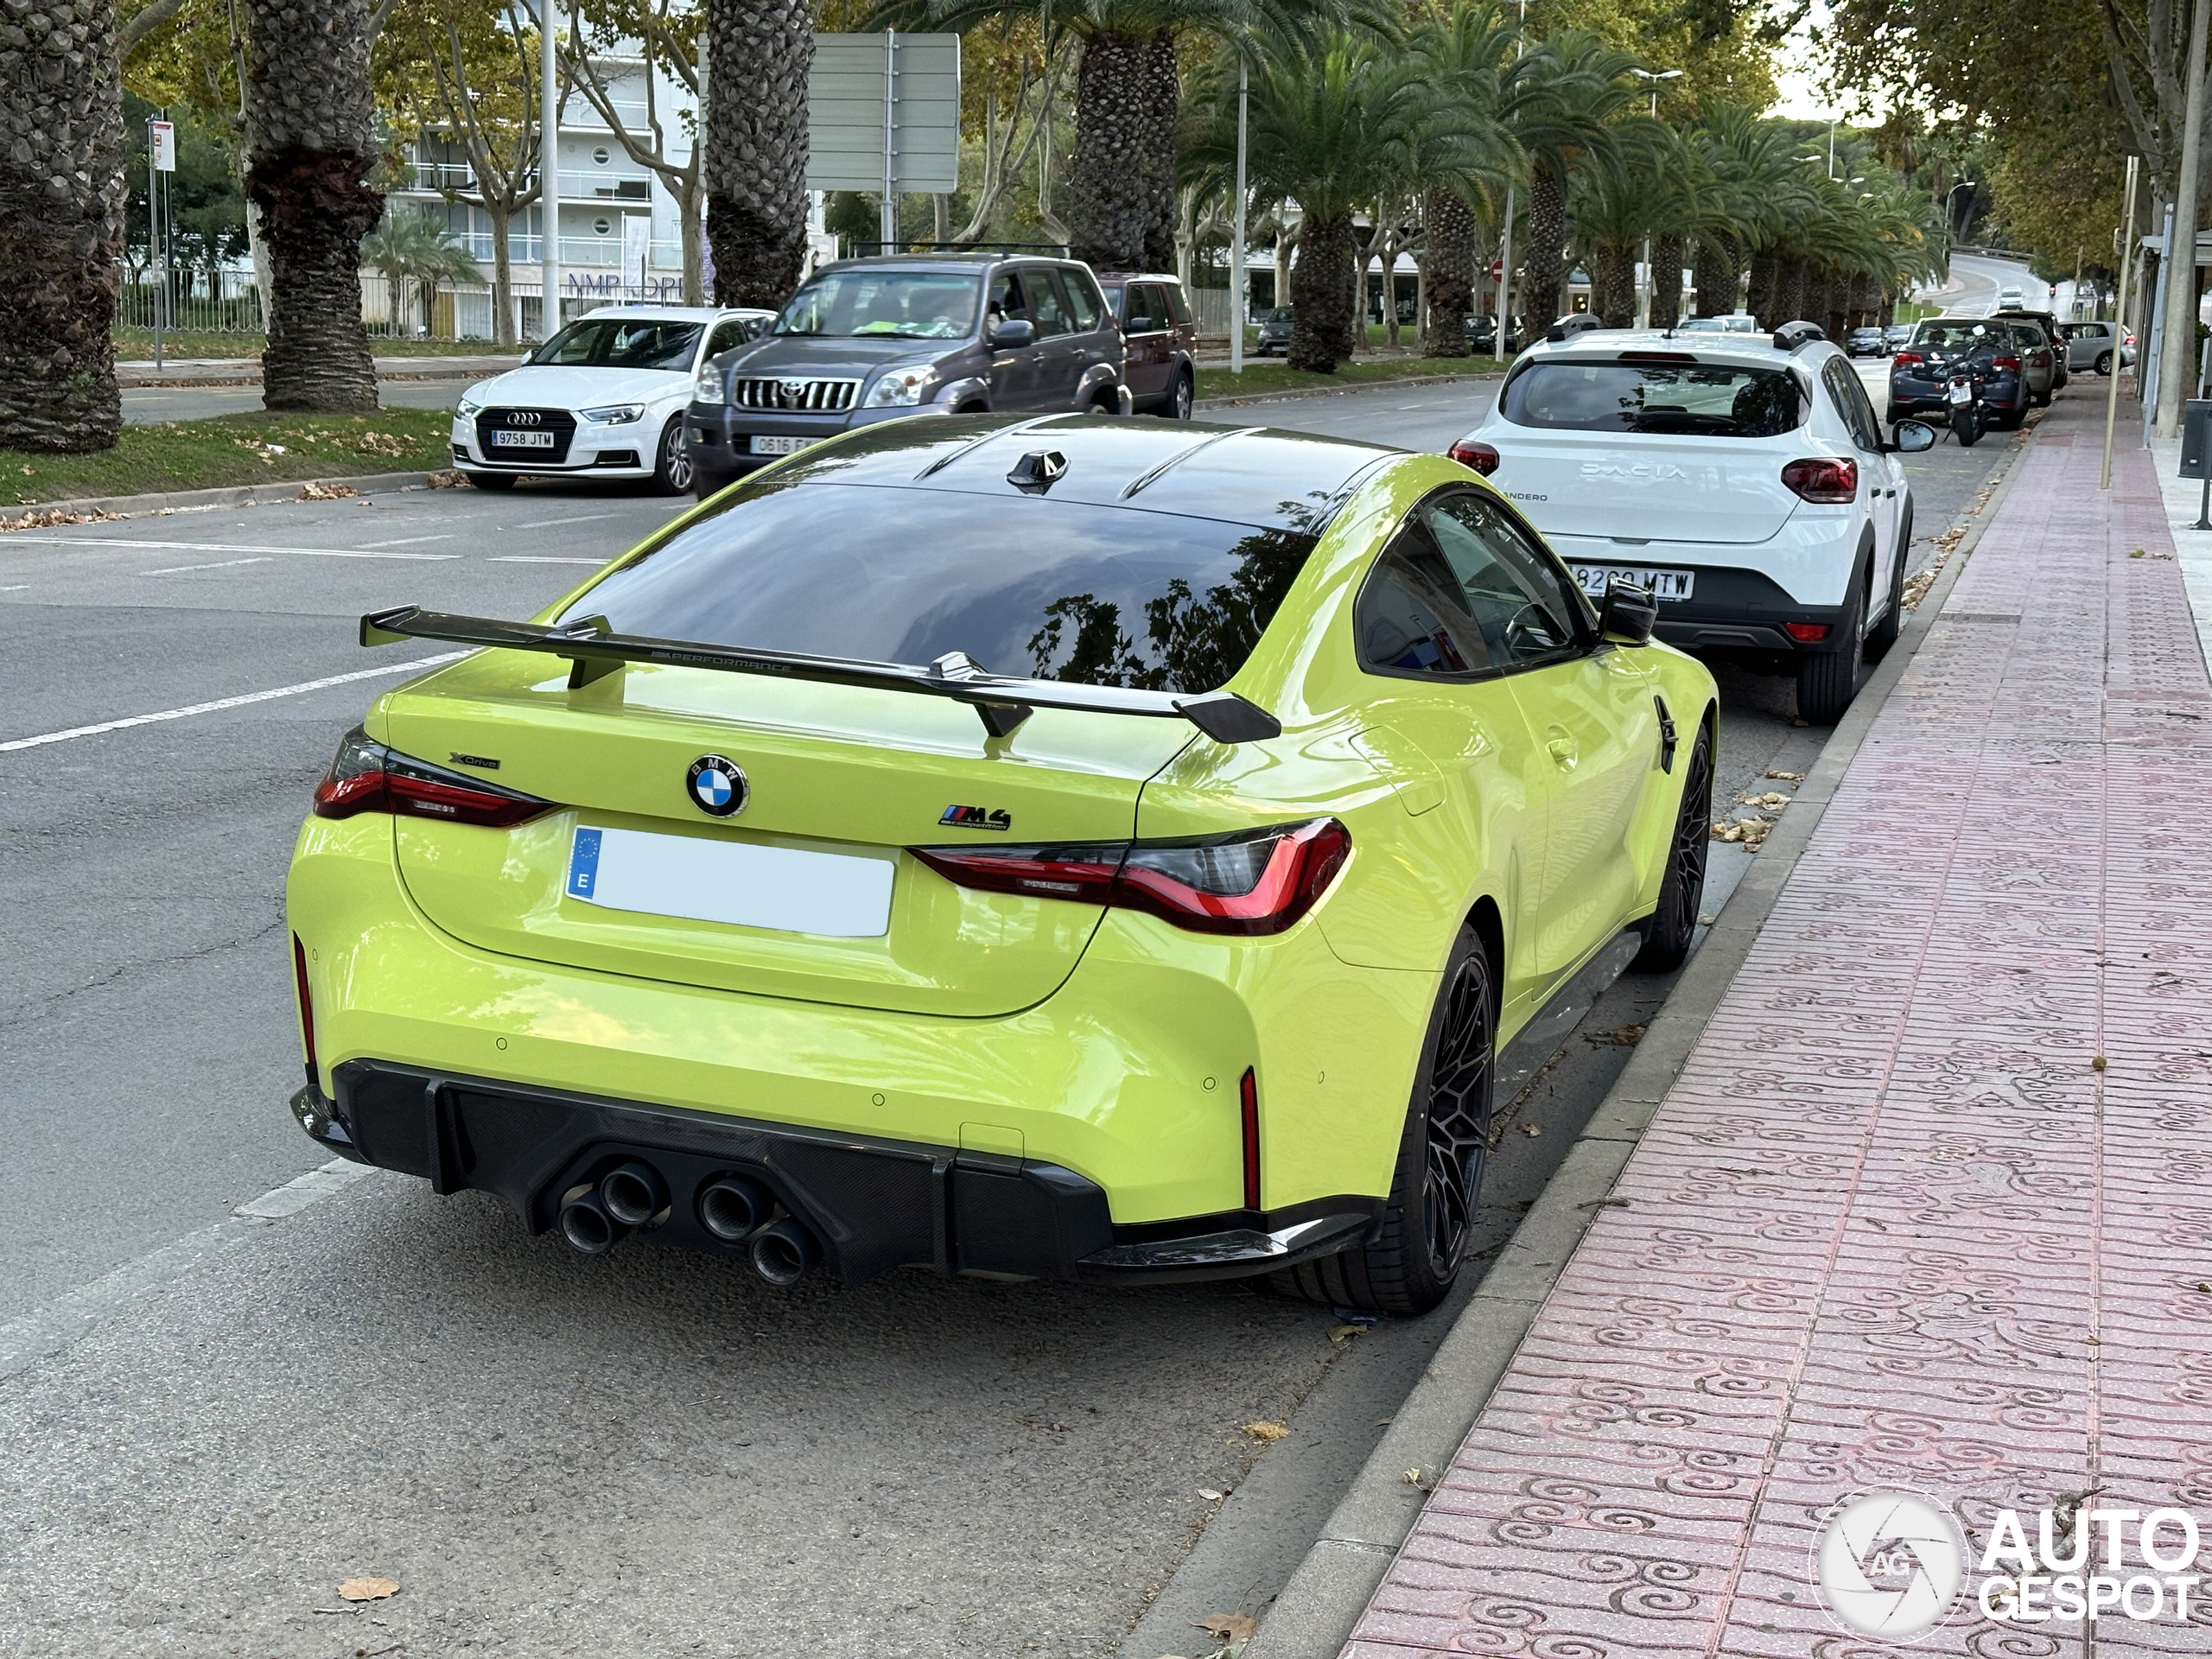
[685,754,747,817]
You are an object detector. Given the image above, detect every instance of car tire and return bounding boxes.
[1268,925,1495,1317]
[652,416,693,495]
[1630,721,1713,973]
[2096,351,2113,376]
[1164,368,1194,421]
[2033,385,2052,408]
[1864,510,1910,662]
[1796,568,1867,724]
[464,471,517,491]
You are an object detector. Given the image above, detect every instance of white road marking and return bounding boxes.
[0,1158,378,1383]
[0,652,467,753]
[362,532,456,547]
[0,584,26,592]
[509,511,629,530]
[0,536,458,561]
[141,556,274,575]
[488,555,605,565]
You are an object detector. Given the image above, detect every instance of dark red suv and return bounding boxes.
[1097,273,1197,420]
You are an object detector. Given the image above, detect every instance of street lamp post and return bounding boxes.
[1230,58,1247,375]
[1492,0,1530,359]
[540,0,560,341]
[1631,68,1682,327]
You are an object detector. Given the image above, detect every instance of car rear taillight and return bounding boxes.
[1447,439,1501,475]
[910,818,1351,937]
[1993,354,2022,372]
[1781,457,1859,504]
[311,726,554,828]
[1784,621,1832,642]
[1891,351,1923,371]
[292,934,318,1085]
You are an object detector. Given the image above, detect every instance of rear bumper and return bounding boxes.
[290,1063,1378,1283]
[1557,560,1851,652]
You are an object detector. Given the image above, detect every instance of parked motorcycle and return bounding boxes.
[1947,359,1991,448]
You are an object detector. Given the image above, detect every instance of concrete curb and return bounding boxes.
[117,358,515,389]
[1233,430,2040,1659]
[0,470,448,530]
[1194,369,1503,414]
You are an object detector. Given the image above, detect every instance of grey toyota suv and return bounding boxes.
[686,252,1129,499]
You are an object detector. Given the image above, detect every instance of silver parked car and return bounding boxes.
[2056,320,2138,375]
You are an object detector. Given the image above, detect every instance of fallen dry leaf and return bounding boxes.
[299,480,359,501]
[1198,1488,1225,1502]
[1764,769,1802,781]
[1198,1613,1257,1641]
[427,469,467,489]
[1519,1122,1542,1137]
[1326,1324,1364,1344]
[1591,1023,1647,1047]
[2093,1056,2108,1071]
[2131,548,2147,558]
[1242,1421,1289,1443]
[337,1577,398,1603]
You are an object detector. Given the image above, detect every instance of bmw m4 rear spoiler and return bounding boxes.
[359,605,1282,744]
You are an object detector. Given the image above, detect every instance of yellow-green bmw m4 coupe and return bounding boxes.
[286,414,1717,1314]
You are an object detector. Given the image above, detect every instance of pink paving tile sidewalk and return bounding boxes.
[1341,397,2212,1657]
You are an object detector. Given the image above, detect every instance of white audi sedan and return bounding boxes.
[1446,321,1933,722]
[452,304,775,494]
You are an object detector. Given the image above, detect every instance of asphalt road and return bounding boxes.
[0,375,2027,1656]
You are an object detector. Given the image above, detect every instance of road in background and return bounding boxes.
[0,372,2026,1656]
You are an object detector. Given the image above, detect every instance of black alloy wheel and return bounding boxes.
[652,416,694,495]
[1631,723,1713,972]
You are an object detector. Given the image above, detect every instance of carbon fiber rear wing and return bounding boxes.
[359,606,1282,745]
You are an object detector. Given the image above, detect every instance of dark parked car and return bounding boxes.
[1845,326,1888,357]
[1463,314,1523,353]
[1096,271,1197,419]
[1884,323,1915,353]
[1888,316,2038,429]
[1993,307,2069,390]
[1255,306,1294,356]
[686,253,1128,499]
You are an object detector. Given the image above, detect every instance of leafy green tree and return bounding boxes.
[360,206,485,335]
[1513,30,1639,329]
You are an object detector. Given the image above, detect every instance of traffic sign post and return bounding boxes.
[807,33,960,252]
[148,118,175,372]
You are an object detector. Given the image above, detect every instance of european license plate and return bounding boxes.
[565,825,893,938]
[490,429,556,448]
[1571,564,1694,602]
[1949,384,1974,404]
[751,435,816,456]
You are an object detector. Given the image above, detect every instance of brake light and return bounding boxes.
[1781,457,1858,504]
[910,818,1351,937]
[292,934,318,1084]
[1993,355,2022,372]
[1784,621,1832,642]
[1617,351,1698,364]
[1447,439,1501,475]
[1892,351,1923,371]
[1241,1068,1262,1210]
[311,726,554,828]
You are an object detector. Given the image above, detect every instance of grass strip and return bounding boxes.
[1,410,454,507]
[1197,355,1505,402]
[112,329,516,361]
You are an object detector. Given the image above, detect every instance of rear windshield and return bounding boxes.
[1914,321,2007,350]
[560,484,1316,693]
[1502,361,1802,437]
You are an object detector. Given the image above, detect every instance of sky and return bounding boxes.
[1766,0,1886,123]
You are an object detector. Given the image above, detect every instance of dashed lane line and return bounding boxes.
[362,532,458,547]
[489,555,606,564]
[141,556,274,575]
[0,652,467,753]
[0,536,460,561]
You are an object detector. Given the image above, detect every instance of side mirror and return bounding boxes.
[988,318,1037,351]
[1599,577,1657,645]
[1891,420,1937,454]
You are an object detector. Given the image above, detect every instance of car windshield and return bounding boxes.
[1260,308,1293,323]
[1502,361,1802,437]
[531,318,702,371]
[559,483,1318,692]
[1915,321,2003,351]
[776,271,982,339]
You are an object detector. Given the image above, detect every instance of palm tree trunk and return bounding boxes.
[1590,244,1635,327]
[1520,164,1567,331]
[0,0,124,450]
[1649,233,1684,328]
[1068,28,1175,270]
[1693,232,1738,318]
[704,0,814,307]
[244,0,383,411]
[1420,186,1475,358]
[1746,248,1780,330]
[1772,258,1805,327]
[1289,213,1353,373]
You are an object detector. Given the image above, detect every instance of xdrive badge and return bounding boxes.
[687,755,748,817]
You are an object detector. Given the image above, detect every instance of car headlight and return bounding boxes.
[581,404,645,425]
[864,368,936,408]
[456,396,481,417]
[694,363,725,403]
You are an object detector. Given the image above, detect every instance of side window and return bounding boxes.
[1163,283,1192,327]
[988,271,1028,322]
[1824,359,1883,450]
[1030,271,1073,337]
[1122,284,1159,333]
[1354,528,1491,677]
[1424,493,1588,668]
[703,320,747,359]
[1062,271,1103,332]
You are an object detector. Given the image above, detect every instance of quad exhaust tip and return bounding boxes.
[558,1191,626,1255]
[599,1160,669,1228]
[750,1218,822,1287]
[697,1173,773,1243]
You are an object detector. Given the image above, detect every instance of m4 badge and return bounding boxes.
[939,804,1012,831]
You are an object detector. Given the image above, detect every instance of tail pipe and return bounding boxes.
[559,1191,627,1255]
[697,1174,774,1243]
[749,1218,822,1287]
[599,1160,669,1228]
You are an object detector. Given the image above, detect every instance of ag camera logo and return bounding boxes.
[1815,1491,1966,1639]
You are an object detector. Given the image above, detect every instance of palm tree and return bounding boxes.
[877,0,1332,271]
[0,0,124,451]
[1187,33,1458,372]
[243,0,383,410]
[704,0,815,306]
[1403,2,1528,358]
[360,207,486,337]
[1509,31,1637,331]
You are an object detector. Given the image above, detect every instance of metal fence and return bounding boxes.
[113,269,693,342]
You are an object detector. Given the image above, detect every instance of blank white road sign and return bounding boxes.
[807,32,960,195]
